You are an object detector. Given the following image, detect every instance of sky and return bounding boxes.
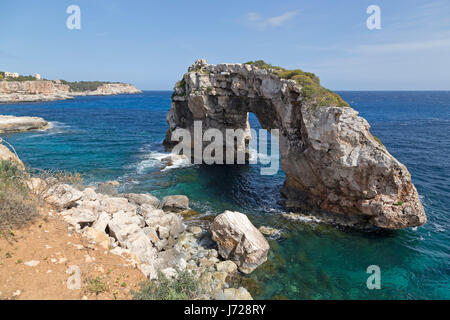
[1,0,449,90]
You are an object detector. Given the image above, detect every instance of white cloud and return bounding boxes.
[245,11,297,30]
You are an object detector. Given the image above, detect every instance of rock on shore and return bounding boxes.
[0,115,49,133]
[210,211,269,274]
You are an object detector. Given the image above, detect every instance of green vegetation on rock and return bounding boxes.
[2,74,37,81]
[244,60,349,108]
[371,134,384,148]
[175,78,186,89]
[59,80,117,92]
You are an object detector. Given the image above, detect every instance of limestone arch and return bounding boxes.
[164,60,426,230]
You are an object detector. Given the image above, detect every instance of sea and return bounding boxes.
[1,90,449,299]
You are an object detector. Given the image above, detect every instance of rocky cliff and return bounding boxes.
[0,80,141,103]
[0,139,24,169]
[164,59,427,230]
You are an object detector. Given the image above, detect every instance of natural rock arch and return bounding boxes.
[164,59,426,230]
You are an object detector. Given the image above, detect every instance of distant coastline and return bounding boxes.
[0,79,142,104]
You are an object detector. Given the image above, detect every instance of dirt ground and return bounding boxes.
[0,211,147,300]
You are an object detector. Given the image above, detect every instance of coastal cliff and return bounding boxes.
[164,59,427,230]
[0,80,141,103]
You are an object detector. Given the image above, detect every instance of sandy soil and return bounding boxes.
[0,212,147,300]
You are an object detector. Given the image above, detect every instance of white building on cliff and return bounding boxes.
[4,72,19,78]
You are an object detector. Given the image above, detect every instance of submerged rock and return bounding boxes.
[258,226,282,239]
[214,287,253,300]
[96,181,119,196]
[210,211,269,274]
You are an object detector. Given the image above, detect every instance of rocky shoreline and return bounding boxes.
[0,81,141,104]
[25,178,269,300]
[0,139,266,299]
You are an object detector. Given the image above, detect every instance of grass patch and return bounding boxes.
[133,270,201,300]
[86,276,109,295]
[244,60,349,108]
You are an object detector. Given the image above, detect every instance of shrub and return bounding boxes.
[133,270,201,300]
[0,149,85,237]
[175,78,186,88]
[0,160,39,236]
[86,276,109,295]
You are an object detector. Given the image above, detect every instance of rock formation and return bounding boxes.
[210,211,270,273]
[0,80,141,103]
[164,59,426,230]
[0,139,24,169]
[0,115,49,133]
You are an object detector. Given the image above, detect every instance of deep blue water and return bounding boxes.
[0,91,449,299]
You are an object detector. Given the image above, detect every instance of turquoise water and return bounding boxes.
[1,91,449,299]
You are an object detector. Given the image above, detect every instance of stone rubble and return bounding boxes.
[31,179,264,299]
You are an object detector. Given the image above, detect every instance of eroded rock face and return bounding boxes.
[164,59,426,229]
[210,211,269,274]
